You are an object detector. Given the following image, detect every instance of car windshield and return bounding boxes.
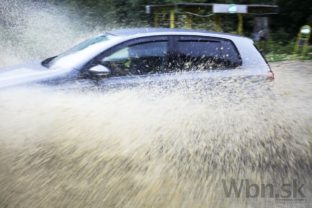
[42,34,113,68]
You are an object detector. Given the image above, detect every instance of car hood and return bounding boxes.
[0,62,73,89]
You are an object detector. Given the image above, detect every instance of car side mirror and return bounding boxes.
[88,65,111,77]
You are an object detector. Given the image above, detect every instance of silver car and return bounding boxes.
[0,28,274,89]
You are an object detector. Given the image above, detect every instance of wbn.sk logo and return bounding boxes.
[222,179,305,200]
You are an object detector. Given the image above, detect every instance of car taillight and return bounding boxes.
[267,71,274,80]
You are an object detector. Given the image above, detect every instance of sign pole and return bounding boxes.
[237,14,243,35]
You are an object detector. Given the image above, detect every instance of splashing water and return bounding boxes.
[0,63,312,207]
[0,0,104,67]
[0,1,312,208]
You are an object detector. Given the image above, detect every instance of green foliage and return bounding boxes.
[36,0,311,35]
[27,0,312,61]
[260,40,312,62]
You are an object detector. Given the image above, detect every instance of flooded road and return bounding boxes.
[0,61,311,208]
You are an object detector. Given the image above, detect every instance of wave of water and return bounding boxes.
[0,64,311,207]
[0,1,312,207]
[0,0,104,67]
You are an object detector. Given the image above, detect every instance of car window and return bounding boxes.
[103,48,129,62]
[221,40,242,68]
[44,34,113,68]
[101,41,168,77]
[171,37,241,71]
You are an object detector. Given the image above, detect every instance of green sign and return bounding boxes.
[228,4,237,13]
[300,25,311,35]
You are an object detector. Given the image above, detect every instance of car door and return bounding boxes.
[169,35,242,72]
[84,36,170,85]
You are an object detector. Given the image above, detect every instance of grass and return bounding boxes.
[257,39,312,62]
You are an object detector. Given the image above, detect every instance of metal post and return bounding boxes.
[170,10,175,28]
[237,14,243,35]
[294,32,301,54]
[153,13,159,27]
[185,14,192,29]
[302,32,311,56]
[214,15,222,32]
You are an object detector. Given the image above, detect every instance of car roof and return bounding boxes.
[107,28,249,40]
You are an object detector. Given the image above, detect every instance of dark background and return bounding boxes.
[35,0,311,40]
[1,0,311,62]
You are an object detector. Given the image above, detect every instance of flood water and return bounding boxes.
[0,1,312,207]
[0,61,311,208]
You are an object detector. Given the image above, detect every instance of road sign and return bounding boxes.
[295,25,311,56]
[300,25,311,35]
[213,4,247,14]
